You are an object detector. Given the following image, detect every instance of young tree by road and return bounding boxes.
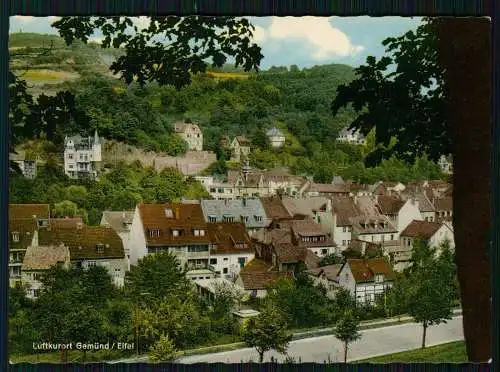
[149,334,177,363]
[242,302,293,363]
[333,309,361,362]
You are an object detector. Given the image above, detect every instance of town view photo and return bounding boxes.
[7,15,490,364]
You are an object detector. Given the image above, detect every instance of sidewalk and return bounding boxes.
[110,308,462,363]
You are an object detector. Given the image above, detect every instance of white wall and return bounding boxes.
[210,252,255,279]
[336,264,356,296]
[82,258,127,287]
[334,225,352,251]
[397,200,423,234]
[430,224,455,250]
[127,206,148,267]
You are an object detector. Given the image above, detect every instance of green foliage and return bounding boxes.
[149,334,177,362]
[319,254,344,267]
[332,19,448,166]
[243,302,293,363]
[52,200,79,218]
[333,309,362,362]
[391,240,456,348]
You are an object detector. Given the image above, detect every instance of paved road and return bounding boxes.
[178,315,464,363]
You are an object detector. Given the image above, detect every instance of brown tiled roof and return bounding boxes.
[347,258,395,283]
[307,264,343,281]
[9,218,37,250]
[235,136,250,146]
[139,203,210,246]
[207,222,253,254]
[400,220,442,239]
[260,197,292,220]
[427,180,449,189]
[22,244,70,271]
[346,239,382,258]
[400,191,435,212]
[38,225,125,260]
[238,272,292,290]
[307,183,349,194]
[290,219,326,237]
[274,243,307,263]
[49,217,84,229]
[377,196,405,215]
[281,196,329,217]
[444,185,453,197]
[9,204,50,220]
[331,197,361,226]
[174,122,201,134]
[303,249,320,269]
[433,197,453,212]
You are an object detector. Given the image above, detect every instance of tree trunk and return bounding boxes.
[259,351,264,363]
[435,18,492,362]
[344,341,348,363]
[421,321,427,349]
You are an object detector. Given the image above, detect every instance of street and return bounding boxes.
[177,315,464,363]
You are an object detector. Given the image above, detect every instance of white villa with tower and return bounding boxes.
[63,130,102,180]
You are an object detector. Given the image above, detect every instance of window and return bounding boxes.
[32,289,40,298]
[223,268,228,274]
[347,240,351,245]
[96,244,105,253]
[217,188,224,193]
[223,215,234,223]
[210,188,216,193]
[238,257,246,268]
[343,226,347,232]
[172,230,179,237]
[374,274,384,283]
[188,246,209,253]
[12,232,19,242]
[149,229,160,237]
[69,165,74,169]
[68,154,73,159]
[210,258,217,265]
[241,216,249,223]
[193,229,200,236]
[391,234,394,240]
[87,261,97,267]
[223,258,228,261]
[254,215,263,222]
[342,240,346,246]
[208,216,217,223]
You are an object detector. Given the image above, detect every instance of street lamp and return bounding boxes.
[135,291,151,358]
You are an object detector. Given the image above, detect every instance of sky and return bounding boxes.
[9,16,423,69]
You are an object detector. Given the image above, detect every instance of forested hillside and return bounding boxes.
[9,33,446,222]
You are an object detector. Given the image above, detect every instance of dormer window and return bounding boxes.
[374,274,384,283]
[172,229,180,237]
[241,215,249,223]
[208,215,217,223]
[193,229,206,237]
[164,209,173,218]
[149,229,161,237]
[96,243,105,253]
[12,232,20,243]
[222,215,234,223]
[254,215,263,222]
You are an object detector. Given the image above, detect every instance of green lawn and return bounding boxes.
[359,341,467,363]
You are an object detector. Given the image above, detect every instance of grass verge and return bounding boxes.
[356,341,467,363]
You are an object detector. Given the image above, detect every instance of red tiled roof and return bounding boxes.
[22,244,70,271]
[207,222,253,254]
[9,204,50,220]
[139,203,210,246]
[347,258,395,283]
[260,197,293,220]
[400,220,442,239]
[238,259,293,290]
[38,225,125,260]
[434,197,453,212]
[9,217,37,250]
[377,195,405,215]
[332,197,361,226]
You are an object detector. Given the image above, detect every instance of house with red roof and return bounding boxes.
[336,258,395,305]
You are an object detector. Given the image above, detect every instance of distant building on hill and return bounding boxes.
[266,127,285,148]
[174,122,203,151]
[63,130,102,180]
[337,127,366,145]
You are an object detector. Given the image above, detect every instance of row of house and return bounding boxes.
[8,178,454,305]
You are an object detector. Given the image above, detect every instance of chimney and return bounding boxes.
[353,196,358,205]
[326,199,332,213]
[76,222,83,230]
[175,207,180,220]
[361,241,366,257]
